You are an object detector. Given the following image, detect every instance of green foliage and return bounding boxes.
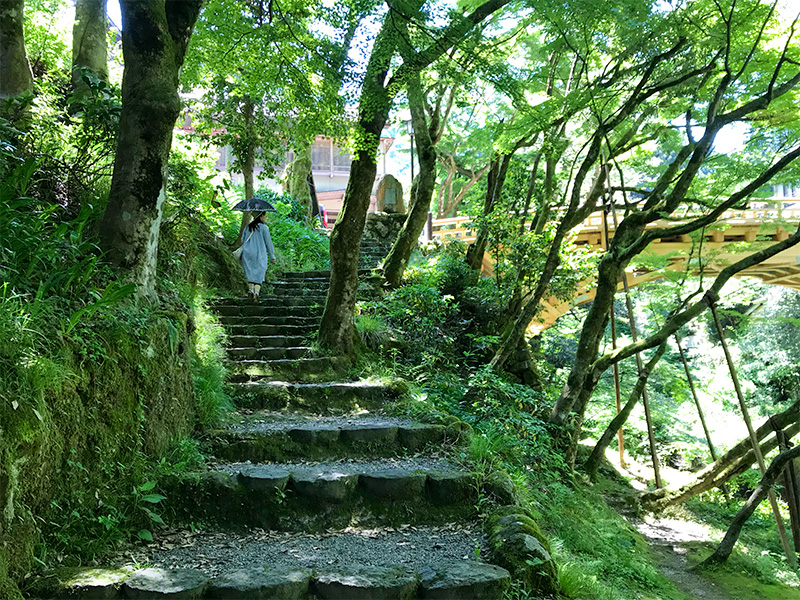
[265,212,331,273]
[190,297,233,428]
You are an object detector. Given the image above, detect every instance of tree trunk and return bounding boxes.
[640,399,800,511]
[584,340,668,480]
[99,0,202,296]
[235,98,257,245]
[317,0,512,355]
[701,444,800,566]
[72,0,108,91]
[465,153,512,270]
[287,144,313,223]
[382,74,436,288]
[317,17,397,355]
[0,0,34,98]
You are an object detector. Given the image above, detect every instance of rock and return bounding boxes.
[375,174,405,214]
[287,426,341,445]
[291,471,358,501]
[481,471,519,505]
[39,567,133,599]
[360,469,427,500]
[426,471,475,504]
[236,465,290,492]
[314,565,418,599]
[397,425,441,451]
[364,212,407,242]
[123,568,209,599]
[485,510,560,597]
[340,425,398,445]
[207,567,311,599]
[419,561,510,599]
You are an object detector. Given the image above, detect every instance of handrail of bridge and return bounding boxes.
[429,202,800,245]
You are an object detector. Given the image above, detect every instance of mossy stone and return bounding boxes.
[208,567,311,599]
[481,471,519,505]
[314,566,418,600]
[123,568,209,599]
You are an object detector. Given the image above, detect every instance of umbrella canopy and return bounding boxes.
[232,197,277,212]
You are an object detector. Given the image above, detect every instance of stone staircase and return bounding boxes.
[29,265,519,598]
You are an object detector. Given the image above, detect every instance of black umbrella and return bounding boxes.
[232,197,277,212]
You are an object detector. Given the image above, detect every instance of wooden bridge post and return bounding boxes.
[709,298,797,567]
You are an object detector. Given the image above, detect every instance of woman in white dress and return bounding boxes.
[239,211,276,302]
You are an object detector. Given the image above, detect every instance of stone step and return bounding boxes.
[280,269,371,280]
[280,270,332,280]
[271,281,330,292]
[208,412,451,462]
[216,304,323,318]
[227,346,311,361]
[228,335,310,348]
[171,458,478,531]
[214,296,327,308]
[33,548,510,599]
[227,380,405,411]
[223,319,320,335]
[227,357,348,383]
[218,314,321,329]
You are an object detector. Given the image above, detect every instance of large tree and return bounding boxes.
[318,0,513,355]
[0,0,34,98]
[99,0,203,295]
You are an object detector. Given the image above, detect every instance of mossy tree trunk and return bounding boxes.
[382,73,437,288]
[72,0,108,91]
[0,0,34,98]
[287,144,313,224]
[318,15,398,355]
[464,152,512,271]
[318,0,512,355]
[99,0,203,296]
[235,97,257,245]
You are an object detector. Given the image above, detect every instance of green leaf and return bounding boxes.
[137,529,153,541]
[141,493,167,504]
[138,481,156,492]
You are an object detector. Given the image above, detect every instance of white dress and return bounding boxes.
[240,223,275,283]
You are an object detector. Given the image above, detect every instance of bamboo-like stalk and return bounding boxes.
[709,300,796,567]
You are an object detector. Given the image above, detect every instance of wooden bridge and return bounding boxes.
[429,202,800,332]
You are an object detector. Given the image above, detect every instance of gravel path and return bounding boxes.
[128,525,486,577]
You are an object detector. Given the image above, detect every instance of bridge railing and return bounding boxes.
[428,200,800,243]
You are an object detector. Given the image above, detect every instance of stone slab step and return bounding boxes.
[280,269,371,280]
[272,280,330,289]
[31,544,510,598]
[227,380,405,411]
[228,335,310,348]
[227,357,348,383]
[223,320,320,335]
[216,305,322,318]
[209,412,450,461]
[214,296,327,308]
[171,458,477,531]
[227,346,311,361]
